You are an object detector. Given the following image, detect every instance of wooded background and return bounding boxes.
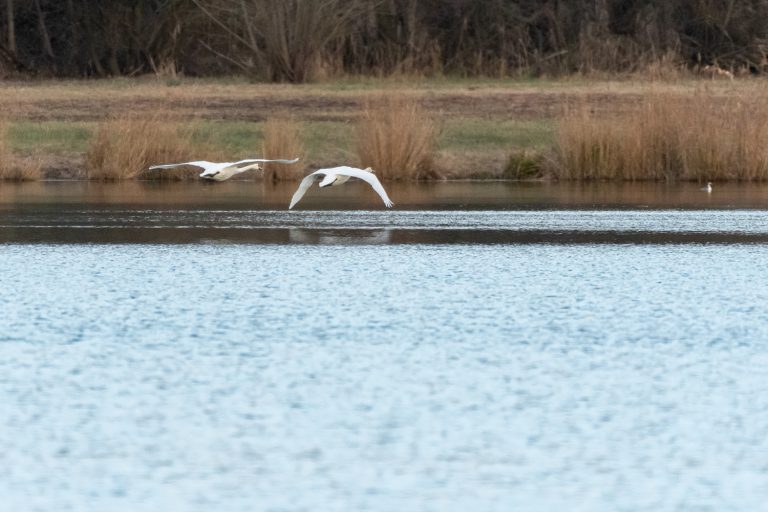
[1,0,766,81]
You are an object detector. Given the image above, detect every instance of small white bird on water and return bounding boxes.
[148,158,300,181]
[289,166,394,209]
[701,181,713,193]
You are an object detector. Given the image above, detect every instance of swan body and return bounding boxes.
[289,166,394,209]
[148,158,299,181]
[701,182,713,193]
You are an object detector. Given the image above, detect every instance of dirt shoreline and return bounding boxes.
[1,85,645,122]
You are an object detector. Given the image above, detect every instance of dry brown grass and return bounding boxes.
[0,159,43,181]
[356,95,438,180]
[0,120,42,181]
[261,117,305,181]
[0,120,8,174]
[86,113,200,180]
[555,91,768,181]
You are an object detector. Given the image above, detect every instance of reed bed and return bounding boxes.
[86,114,200,180]
[0,120,42,181]
[261,118,305,181]
[356,95,437,180]
[556,92,768,181]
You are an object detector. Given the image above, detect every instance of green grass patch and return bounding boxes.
[194,121,354,163]
[9,122,93,155]
[193,121,263,156]
[300,122,355,161]
[439,119,554,152]
[6,118,553,171]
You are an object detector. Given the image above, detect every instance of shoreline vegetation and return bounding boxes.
[1,76,767,182]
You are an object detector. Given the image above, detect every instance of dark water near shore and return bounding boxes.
[2,181,768,244]
[2,182,768,511]
[3,180,768,210]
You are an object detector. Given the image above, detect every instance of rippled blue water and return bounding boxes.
[2,240,768,512]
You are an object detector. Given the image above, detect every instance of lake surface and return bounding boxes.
[2,182,768,511]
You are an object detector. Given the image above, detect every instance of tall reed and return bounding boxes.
[0,120,42,181]
[0,120,9,176]
[356,95,437,180]
[261,118,305,181]
[86,113,199,180]
[556,92,768,181]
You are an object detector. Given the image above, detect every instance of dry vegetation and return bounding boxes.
[85,114,202,180]
[0,119,42,181]
[0,157,43,181]
[356,96,437,180]
[556,92,768,181]
[5,77,768,183]
[261,118,305,181]
[0,121,9,177]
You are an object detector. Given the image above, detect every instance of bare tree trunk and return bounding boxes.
[6,0,16,56]
[405,0,416,64]
[66,0,78,63]
[90,46,106,76]
[241,0,258,49]
[34,0,55,58]
[108,49,120,75]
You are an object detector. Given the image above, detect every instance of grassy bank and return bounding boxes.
[1,77,765,181]
[4,117,553,180]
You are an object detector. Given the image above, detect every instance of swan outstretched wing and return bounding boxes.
[337,167,394,207]
[149,158,299,172]
[148,160,215,171]
[233,158,300,167]
[289,171,323,209]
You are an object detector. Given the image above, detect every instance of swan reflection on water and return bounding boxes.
[288,227,393,245]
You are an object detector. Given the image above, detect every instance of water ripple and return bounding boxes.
[1,244,768,511]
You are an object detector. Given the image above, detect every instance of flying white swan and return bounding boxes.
[289,166,394,209]
[148,158,300,181]
[701,182,713,193]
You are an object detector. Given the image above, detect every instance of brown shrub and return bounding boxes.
[356,95,437,180]
[503,150,547,180]
[261,118,305,181]
[86,113,200,180]
[0,159,43,181]
[555,92,768,181]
